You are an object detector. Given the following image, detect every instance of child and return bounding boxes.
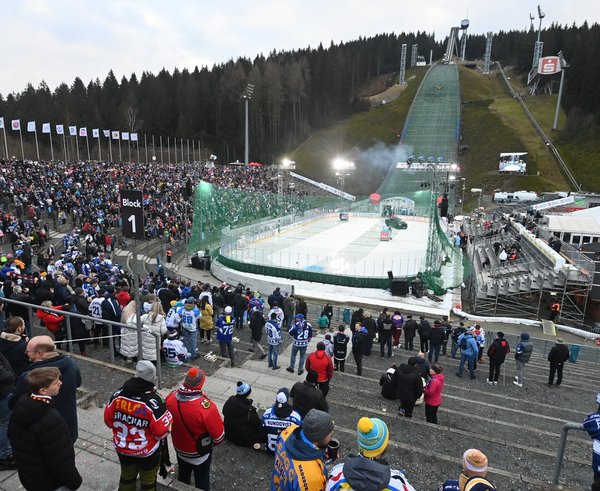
[323,334,334,358]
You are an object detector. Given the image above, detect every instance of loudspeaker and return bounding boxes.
[391,279,409,296]
[387,270,394,280]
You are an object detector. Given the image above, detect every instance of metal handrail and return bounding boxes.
[552,422,586,484]
[0,295,163,388]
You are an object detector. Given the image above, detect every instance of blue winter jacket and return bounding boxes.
[457,333,478,357]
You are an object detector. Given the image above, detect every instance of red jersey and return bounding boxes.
[104,378,172,457]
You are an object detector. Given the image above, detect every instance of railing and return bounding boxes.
[0,296,164,388]
[552,423,586,485]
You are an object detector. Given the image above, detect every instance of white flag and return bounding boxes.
[112,131,120,140]
[79,127,87,137]
[0,117,4,129]
[56,124,64,135]
[69,126,77,136]
[92,128,99,138]
[27,121,36,132]
[103,129,110,138]
[122,132,129,141]
[130,133,138,142]
[42,123,51,134]
[11,119,21,131]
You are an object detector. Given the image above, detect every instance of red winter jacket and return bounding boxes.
[115,290,132,308]
[305,350,334,382]
[423,373,445,407]
[36,305,65,334]
[165,390,224,458]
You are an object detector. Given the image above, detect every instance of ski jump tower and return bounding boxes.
[443,19,470,63]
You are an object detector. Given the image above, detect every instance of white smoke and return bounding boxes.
[352,141,413,171]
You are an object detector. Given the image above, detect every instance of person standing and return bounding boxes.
[249,308,267,359]
[440,315,452,356]
[395,357,423,418]
[8,367,82,490]
[198,296,214,344]
[286,314,313,375]
[547,338,570,386]
[261,388,302,456]
[361,311,377,356]
[428,320,445,363]
[104,361,172,491]
[423,364,444,424]
[333,325,349,372]
[271,409,335,491]
[326,417,416,491]
[351,324,369,376]
[455,329,478,380]
[418,316,431,353]
[391,310,404,349]
[305,342,334,397]
[216,306,235,367]
[377,309,393,358]
[265,312,282,370]
[0,351,15,470]
[549,301,561,322]
[179,298,202,361]
[10,335,81,442]
[583,392,600,491]
[450,322,467,359]
[403,315,418,351]
[282,294,297,329]
[166,368,224,490]
[513,332,533,388]
[486,332,510,385]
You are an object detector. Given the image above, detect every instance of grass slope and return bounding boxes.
[288,68,427,196]
[459,66,569,195]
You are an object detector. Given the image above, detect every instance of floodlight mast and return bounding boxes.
[242,83,254,165]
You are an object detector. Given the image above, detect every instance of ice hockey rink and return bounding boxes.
[224,215,430,278]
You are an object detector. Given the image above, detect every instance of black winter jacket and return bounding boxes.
[429,326,445,346]
[379,370,397,400]
[548,344,570,364]
[362,318,377,339]
[290,381,329,417]
[0,352,15,399]
[418,319,431,339]
[249,311,265,342]
[9,395,82,490]
[487,338,511,363]
[403,319,418,338]
[222,395,265,447]
[0,333,30,376]
[394,364,423,403]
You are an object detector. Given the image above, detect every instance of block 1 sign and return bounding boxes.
[120,189,145,240]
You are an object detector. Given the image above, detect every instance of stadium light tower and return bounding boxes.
[242,83,254,165]
[332,158,355,193]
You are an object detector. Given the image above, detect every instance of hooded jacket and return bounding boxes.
[487,338,511,363]
[515,333,534,363]
[305,349,334,382]
[271,424,327,491]
[395,363,423,403]
[423,372,445,407]
[326,455,416,491]
[9,394,82,491]
[0,332,30,376]
[290,381,329,417]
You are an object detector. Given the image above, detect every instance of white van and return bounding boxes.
[492,191,538,204]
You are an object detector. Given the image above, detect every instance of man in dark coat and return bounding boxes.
[232,287,249,330]
[0,351,15,470]
[352,325,369,376]
[8,366,82,490]
[418,316,431,353]
[222,381,265,447]
[267,287,284,309]
[0,316,30,376]
[9,335,81,442]
[361,311,377,356]
[428,320,445,363]
[403,315,418,351]
[290,370,328,417]
[395,357,423,418]
[486,331,510,385]
[547,338,570,386]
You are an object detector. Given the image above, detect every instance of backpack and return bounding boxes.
[460,335,469,351]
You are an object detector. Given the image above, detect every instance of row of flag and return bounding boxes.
[0,117,138,141]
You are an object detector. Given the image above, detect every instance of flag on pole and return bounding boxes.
[56,124,64,135]
[69,126,77,136]
[79,127,87,137]
[0,117,4,129]
[103,130,110,138]
[111,131,120,140]
[92,128,99,138]
[131,133,138,142]
[122,132,129,141]
[42,123,51,134]
[27,121,36,132]
[11,120,21,131]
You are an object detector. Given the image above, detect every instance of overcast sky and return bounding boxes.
[1,0,596,96]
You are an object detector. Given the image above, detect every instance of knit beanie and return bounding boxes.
[276,388,289,405]
[462,449,489,476]
[183,367,206,390]
[303,409,335,443]
[135,361,156,383]
[357,417,389,458]
[236,381,252,397]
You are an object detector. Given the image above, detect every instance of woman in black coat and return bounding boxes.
[394,357,423,418]
[222,382,265,447]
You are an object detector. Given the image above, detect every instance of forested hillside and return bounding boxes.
[0,23,597,165]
